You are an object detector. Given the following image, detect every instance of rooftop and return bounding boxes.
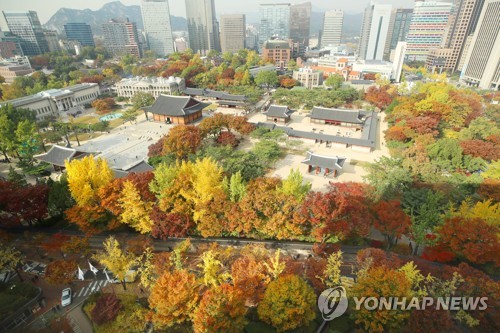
[34,145,95,167]
[310,107,364,124]
[264,105,293,118]
[143,94,210,117]
[301,151,346,171]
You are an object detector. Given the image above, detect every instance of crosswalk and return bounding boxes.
[76,280,109,298]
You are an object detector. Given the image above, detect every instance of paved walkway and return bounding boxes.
[68,302,94,333]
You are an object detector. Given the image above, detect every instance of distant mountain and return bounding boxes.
[343,13,363,36]
[43,1,187,36]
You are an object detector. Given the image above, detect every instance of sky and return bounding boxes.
[0,0,415,28]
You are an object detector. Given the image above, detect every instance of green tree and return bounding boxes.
[224,171,246,202]
[364,157,413,199]
[131,91,155,111]
[252,140,282,166]
[277,168,311,202]
[325,74,344,89]
[121,108,138,124]
[255,70,279,90]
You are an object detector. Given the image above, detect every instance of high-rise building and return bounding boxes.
[43,30,60,52]
[259,3,291,47]
[0,30,23,58]
[185,0,220,55]
[290,2,311,58]
[425,0,485,72]
[64,23,95,47]
[220,14,245,54]
[384,8,413,61]
[358,3,392,60]
[246,25,259,51]
[102,18,142,58]
[405,1,453,62]
[2,11,49,56]
[461,0,500,89]
[141,0,174,57]
[174,37,188,52]
[391,41,407,83]
[321,10,344,48]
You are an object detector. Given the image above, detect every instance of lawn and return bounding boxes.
[0,282,39,318]
[72,115,99,125]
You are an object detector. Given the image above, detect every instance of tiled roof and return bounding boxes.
[34,145,94,167]
[302,151,346,171]
[311,107,364,124]
[144,94,210,116]
[183,88,246,101]
[255,110,379,148]
[264,105,293,118]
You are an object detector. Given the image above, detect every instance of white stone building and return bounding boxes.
[113,76,185,98]
[0,83,100,121]
[293,67,324,89]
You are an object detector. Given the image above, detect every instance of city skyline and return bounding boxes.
[0,0,415,28]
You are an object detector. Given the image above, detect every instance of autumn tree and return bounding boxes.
[93,236,137,290]
[151,209,194,239]
[231,255,270,305]
[91,293,123,325]
[351,266,413,333]
[296,182,374,244]
[193,284,247,333]
[42,233,70,258]
[119,180,154,233]
[148,269,199,328]
[65,155,113,206]
[437,216,499,265]
[227,177,305,239]
[198,250,230,287]
[448,198,499,226]
[322,250,343,288]
[460,139,500,161]
[258,275,316,332]
[163,125,202,159]
[372,200,412,249]
[0,245,25,281]
[365,85,393,109]
[136,247,156,289]
[45,260,77,284]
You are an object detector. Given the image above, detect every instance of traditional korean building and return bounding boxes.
[34,145,94,171]
[263,105,293,124]
[143,94,210,124]
[310,107,365,128]
[183,88,247,108]
[302,151,346,177]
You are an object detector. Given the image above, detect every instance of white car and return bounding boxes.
[61,288,72,307]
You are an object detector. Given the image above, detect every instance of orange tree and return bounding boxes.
[192,283,247,333]
[148,269,199,328]
[350,266,413,332]
[437,216,499,266]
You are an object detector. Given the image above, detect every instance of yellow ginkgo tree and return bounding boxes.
[93,236,136,290]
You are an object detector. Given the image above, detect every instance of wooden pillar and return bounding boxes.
[308,165,312,173]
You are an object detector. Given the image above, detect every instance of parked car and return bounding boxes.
[61,288,72,307]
